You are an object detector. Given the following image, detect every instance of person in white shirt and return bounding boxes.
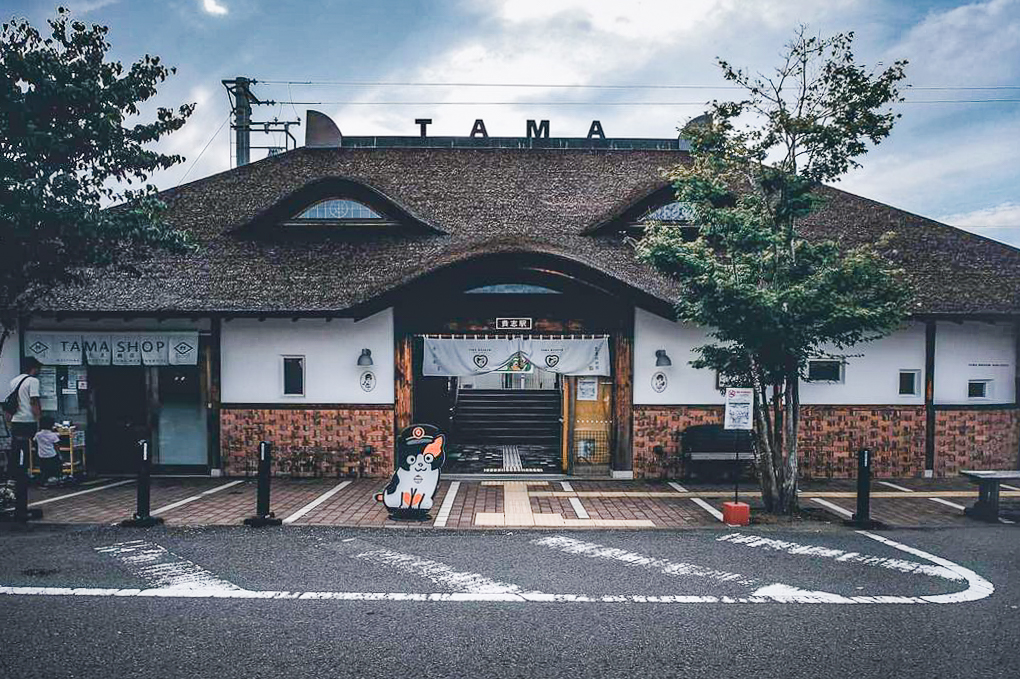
[7,357,42,440]
[34,415,61,485]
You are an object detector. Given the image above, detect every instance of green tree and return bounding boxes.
[0,7,194,361]
[636,28,911,513]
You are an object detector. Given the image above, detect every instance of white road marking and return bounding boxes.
[1,534,994,605]
[433,481,461,528]
[878,481,915,492]
[568,497,590,520]
[811,497,854,519]
[560,481,573,492]
[95,540,241,592]
[716,533,963,580]
[27,479,134,507]
[281,480,353,525]
[149,480,244,516]
[690,497,724,521]
[929,497,967,512]
[532,535,755,585]
[1002,484,1020,492]
[668,482,687,493]
[353,547,525,594]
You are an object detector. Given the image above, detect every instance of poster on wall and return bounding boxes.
[724,387,754,430]
[577,376,598,401]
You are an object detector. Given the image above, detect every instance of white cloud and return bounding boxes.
[937,203,1020,248]
[63,0,120,13]
[201,0,228,16]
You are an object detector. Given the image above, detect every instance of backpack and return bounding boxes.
[2,376,30,417]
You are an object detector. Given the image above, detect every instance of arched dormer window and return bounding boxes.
[639,201,695,224]
[584,186,698,241]
[284,198,392,226]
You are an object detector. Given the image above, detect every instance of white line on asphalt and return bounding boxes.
[560,481,573,492]
[532,535,755,585]
[690,497,724,521]
[928,497,967,511]
[95,540,242,591]
[27,479,135,507]
[433,481,461,528]
[1002,484,1020,492]
[716,533,963,580]
[353,547,527,594]
[568,497,590,519]
[149,480,244,516]
[668,482,687,493]
[281,480,353,525]
[878,481,915,492]
[810,497,854,519]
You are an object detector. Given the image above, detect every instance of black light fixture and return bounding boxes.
[655,349,672,367]
[357,348,373,366]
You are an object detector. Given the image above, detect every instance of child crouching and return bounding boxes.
[34,416,61,486]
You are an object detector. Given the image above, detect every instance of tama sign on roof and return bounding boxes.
[24,331,199,366]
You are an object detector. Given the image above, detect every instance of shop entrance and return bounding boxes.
[90,367,147,474]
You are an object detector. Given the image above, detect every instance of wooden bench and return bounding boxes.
[960,470,1020,522]
[680,424,755,480]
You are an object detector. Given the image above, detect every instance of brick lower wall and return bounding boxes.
[935,408,1020,476]
[633,404,1018,479]
[220,407,395,478]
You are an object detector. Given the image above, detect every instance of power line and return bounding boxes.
[258,79,1020,91]
[176,113,230,187]
[276,99,1020,106]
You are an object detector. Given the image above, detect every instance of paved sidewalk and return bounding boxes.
[16,475,1019,529]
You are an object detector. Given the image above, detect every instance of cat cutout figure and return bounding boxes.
[376,424,446,515]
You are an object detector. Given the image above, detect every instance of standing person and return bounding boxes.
[5,357,43,469]
[34,416,61,486]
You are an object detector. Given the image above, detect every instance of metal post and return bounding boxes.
[244,441,281,526]
[846,447,879,528]
[121,440,163,527]
[233,77,251,167]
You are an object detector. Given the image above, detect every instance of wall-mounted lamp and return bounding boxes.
[655,349,672,367]
[357,348,373,366]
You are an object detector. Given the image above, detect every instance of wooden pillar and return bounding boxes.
[206,317,222,471]
[924,320,937,475]
[612,310,634,473]
[394,331,414,439]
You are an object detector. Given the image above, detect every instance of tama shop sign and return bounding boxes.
[24,331,199,366]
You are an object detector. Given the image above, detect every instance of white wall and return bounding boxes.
[634,308,724,404]
[221,309,394,404]
[935,321,1015,405]
[800,323,926,405]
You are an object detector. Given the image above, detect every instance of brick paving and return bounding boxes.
[19,475,1018,530]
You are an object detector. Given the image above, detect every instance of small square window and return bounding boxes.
[898,370,919,396]
[282,356,305,396]
[807,360,843,383]
[967,380,990,399]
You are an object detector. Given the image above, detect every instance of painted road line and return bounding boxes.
[668,482,688,493]
[95,540,242,591]
[568,497,590,519]
[532,535,755,584]
[929,497,967,511]
[1002,484,1020,492]
[716,533,963,581]
[27,479,134,507]
[560,481,573,492]
[878,481,915,492]
[433,481,461,528]
[353,547,527,594]
[281,480,353,525]
[150,480,244,517]
[690,497,724,522]
[811,497,854,519]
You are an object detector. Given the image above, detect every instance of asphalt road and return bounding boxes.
[1,523,1018,679]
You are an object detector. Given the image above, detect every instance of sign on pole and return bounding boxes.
[724,388,754,430]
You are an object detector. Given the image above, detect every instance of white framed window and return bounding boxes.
[806,359,844,383]
[967,379,992,400]
[898,370,920,396]
[282,355,305,396]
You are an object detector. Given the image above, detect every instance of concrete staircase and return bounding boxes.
[452,389,561,446]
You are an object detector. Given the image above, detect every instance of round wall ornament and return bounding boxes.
[651,371,668,393]
[360,370,377,392]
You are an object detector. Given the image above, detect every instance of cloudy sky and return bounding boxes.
[9,0,1020,246]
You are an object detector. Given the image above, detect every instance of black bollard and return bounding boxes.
[244,441,281,527]
[9,441,43,522]
[845,447,880,528]
[121,440,164,527]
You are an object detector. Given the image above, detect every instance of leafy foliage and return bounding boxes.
[0,7,195,328]
[636,28,911,512]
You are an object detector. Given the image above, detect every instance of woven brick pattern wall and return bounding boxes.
[221,407,395,478]
[935,408,1020,476]
[633,405,723,479]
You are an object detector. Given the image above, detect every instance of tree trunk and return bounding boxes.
[751,364,779,512]
[778,370,800,513]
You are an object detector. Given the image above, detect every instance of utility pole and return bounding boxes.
[222,77,300,167]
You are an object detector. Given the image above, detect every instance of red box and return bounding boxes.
[722,501,750,526]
